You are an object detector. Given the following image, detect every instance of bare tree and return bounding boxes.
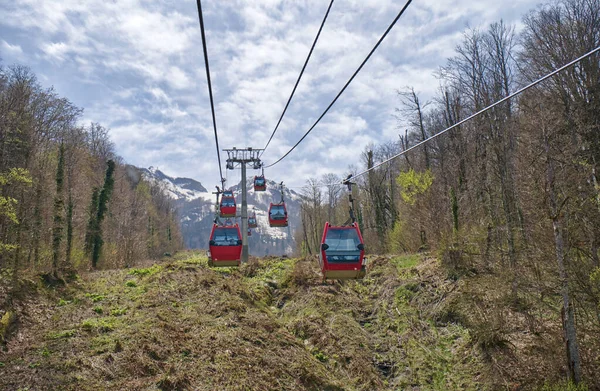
[321,173,342,224]
[398,87,431,169]
[299,178,323,255]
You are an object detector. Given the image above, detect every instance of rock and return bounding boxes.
[0,310,16,346]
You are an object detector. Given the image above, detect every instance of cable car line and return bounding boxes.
[195,0,225,184]
[345,45,600,183]
[260,0,335,158]
[194,4,598,279]
[196,1,243,268]
[263,0,414,168]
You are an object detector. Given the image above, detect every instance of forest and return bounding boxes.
[0,64,183,285]
[296,0,600,387]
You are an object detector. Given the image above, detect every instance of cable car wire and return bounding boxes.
[195,0,224,183]
[346,45,600,182]
[260,0,335,158]
[263,0,413,168]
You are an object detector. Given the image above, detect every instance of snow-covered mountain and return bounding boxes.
[139,167,300,256]
[227,179,301,254]
[140,167,212,202]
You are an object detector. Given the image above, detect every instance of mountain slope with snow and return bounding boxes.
[140,167,211,202]
[139,168,300,256]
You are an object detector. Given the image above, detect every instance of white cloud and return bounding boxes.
[0,0,542,188]
[0,40,24,59]
[41,41,69,62]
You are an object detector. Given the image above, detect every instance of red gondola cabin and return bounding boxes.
[208,223,242,267]
[319,222,366,280]
[268,203,288,227]
[254,176,266,192]
[248,212,258,228]
[220,191,236,217]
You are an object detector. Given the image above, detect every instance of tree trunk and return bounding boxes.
[29,181,43,267]
[367,150,386,247]
[592,160,600,212]
[413,90,430,170]
[65,190,74,268]
[544,129,582,384]
[51,145,65,278]
[301,205,312,256]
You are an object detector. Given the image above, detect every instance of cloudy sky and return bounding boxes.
[0,0,542,189]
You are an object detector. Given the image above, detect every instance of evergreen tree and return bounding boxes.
[91,160,115,268]
[85,188,99,257]
[65,192,74,268]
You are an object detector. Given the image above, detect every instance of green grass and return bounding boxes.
[90,335,119,355]
[391,254,420,270]
[80,317,118,333]
[312,349,329,363]
[84,293,105,303]
[57,298,71,306]
[128,264,162,276]
[177,253,208,265]
[109,307,127,317]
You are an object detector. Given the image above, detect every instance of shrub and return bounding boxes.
[48,329,76,339]
[110,308,127,317]
[57,298,71,306]
[85,293,105,303]
[396,169,433,205]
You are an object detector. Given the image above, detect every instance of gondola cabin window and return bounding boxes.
[254,176,266,191]
[269,204,286,220]
[212,227,240,246]
[248,214,258,228]
[221,198,235,207]
[323,228,361,263]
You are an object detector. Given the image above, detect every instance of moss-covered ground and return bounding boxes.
[0,252,582,390]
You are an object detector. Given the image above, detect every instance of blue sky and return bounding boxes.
[0,0,542,189]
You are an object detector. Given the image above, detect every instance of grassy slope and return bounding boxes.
[0,252,579,390]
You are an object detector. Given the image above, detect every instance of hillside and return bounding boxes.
[0,252,590,391]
